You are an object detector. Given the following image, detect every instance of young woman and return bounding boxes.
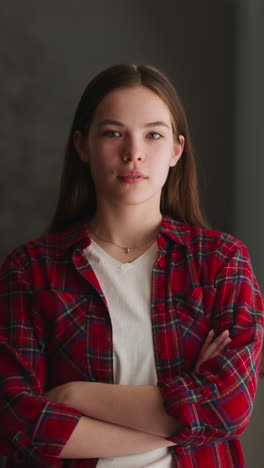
[0,64,263,468]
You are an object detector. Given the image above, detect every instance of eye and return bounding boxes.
[147,132,162,140]
[102,130,121,137]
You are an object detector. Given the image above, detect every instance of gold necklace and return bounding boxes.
[89,229,159,254]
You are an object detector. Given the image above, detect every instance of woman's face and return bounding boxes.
[75,85,184,211]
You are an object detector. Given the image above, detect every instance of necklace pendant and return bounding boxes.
[124,248,130,254]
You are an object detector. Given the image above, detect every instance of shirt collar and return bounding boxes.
[49,214,190,251]
[160,214,190,247]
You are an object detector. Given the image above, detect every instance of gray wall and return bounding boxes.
[233,0,264,288]
[1,1,263,466]
[0,0,236,261]
[234,0,264,466]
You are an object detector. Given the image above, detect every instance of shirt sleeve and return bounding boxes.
[0,249,82,466]
[157,238,264,448]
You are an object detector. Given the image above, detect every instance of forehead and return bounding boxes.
[92,85,172,125]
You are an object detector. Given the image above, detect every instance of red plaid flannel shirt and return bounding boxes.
[0,215,263,467]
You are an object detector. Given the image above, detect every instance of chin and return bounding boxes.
[118,193,161,207]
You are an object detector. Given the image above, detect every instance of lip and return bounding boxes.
[118,170,147,178]
[117,171,148,184]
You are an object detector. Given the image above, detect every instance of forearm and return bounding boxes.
[57,382,182,437]
[60,415,176,459]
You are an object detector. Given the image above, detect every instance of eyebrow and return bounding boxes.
[96,119,170,129]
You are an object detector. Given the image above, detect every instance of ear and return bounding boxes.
[169,135,185,167]
[73,130,89,163]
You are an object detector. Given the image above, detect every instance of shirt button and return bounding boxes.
[156,303,164,311]
[176,446,184,455]
[157,237,166,248]
[158,258,166,268]
[202,388,212,398]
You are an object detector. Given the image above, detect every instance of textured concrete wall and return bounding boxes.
[233,0,264,289]
[234,1,264,466]
[3,1,263,466]
[0,0,236,262]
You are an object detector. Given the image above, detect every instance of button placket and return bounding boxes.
[158,257,166,268]
[175,446,184,455]
[157,236,166,249]
[202,388,212,398]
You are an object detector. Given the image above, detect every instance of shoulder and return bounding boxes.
[163,217,256,289]
[1,220,90,273]
[163,216,250,261]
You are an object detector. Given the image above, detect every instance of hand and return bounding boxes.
[44,381,73,404]
[194,329,231,372]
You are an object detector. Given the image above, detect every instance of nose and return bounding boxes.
[121,135,145,162]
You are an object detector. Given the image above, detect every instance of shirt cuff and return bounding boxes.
[157,376,219,446]
[11,401,82,466]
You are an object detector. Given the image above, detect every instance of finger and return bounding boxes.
[203,330,229,356]
[199,329,215,355]
[195,331,231,372]
[209,336,231,358]
[199,330,230,362]
[195,337,231,372]
[212,329,230,344]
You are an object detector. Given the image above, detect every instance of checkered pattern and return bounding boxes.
[0,215,263,467]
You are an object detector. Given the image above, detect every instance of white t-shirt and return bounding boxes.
[84,240,174,468]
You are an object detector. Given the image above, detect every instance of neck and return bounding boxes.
[89,203,163,247]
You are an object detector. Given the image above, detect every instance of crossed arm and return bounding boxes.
[45,330,230,459]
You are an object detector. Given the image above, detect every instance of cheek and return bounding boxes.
[150,163,170,188]
[154,157,174,185]
[153,149,175,172]
[89,153,116,179]
[90,140,119,164]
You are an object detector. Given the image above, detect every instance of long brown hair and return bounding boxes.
[46,64,208,233]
